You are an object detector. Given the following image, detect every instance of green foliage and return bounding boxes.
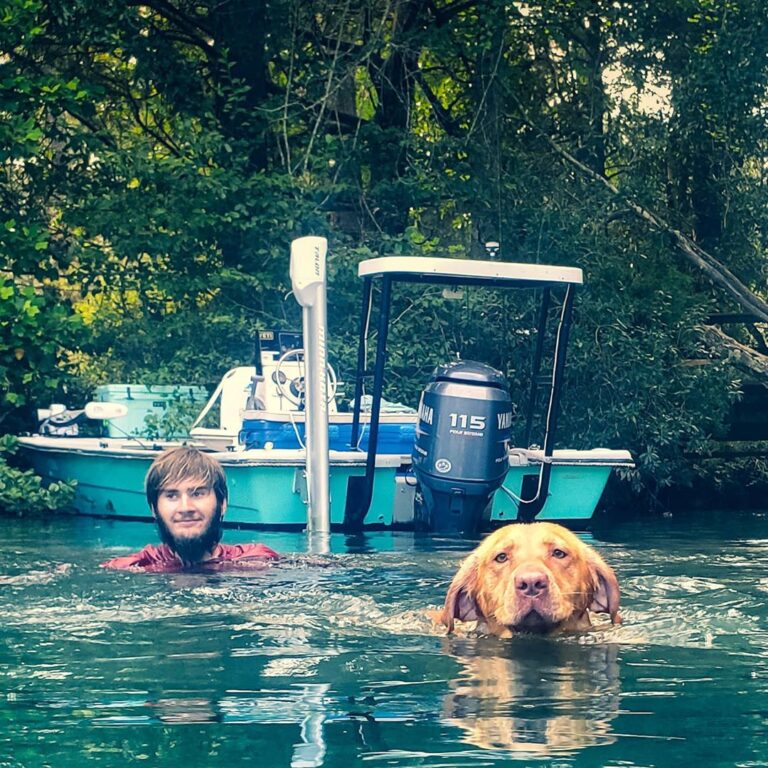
[141,395,205,441]
[0,275,82,430]
[0,435,75,515]
[1,0,767,508]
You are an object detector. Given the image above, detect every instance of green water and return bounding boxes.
[1,511,767,767]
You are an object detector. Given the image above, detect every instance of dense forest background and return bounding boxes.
[2,0,768,509]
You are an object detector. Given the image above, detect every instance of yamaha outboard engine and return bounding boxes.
[412,361,512,535]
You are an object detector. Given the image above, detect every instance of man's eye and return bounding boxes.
[192,488,209,498]
[552,548,567,559]
[494,552,508,563]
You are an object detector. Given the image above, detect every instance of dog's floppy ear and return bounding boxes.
[439,554,483,633]
[587,549,621,625]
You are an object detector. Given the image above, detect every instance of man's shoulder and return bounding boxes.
[100,542,278,571]
[100,544,177,570]
[218,543,280,561]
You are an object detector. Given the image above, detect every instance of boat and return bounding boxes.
[18,238,633,534]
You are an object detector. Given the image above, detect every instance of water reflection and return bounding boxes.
[442,636,620,756]
[290,684,330,768]
[149,696,220,724]
[145,684,332,766]
[0,563,71,585]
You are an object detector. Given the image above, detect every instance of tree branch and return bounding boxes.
[127,0,215,43]
[510,94,768,323]
[411,67,462,137]
[698,324,768,376]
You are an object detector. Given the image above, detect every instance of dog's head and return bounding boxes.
[438,522,620,635]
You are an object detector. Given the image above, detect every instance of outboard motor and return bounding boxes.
[412,361,512,535]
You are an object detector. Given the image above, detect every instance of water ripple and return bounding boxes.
[3,514,768,767]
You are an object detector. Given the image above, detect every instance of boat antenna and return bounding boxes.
[246,331,266,410]
[253,332,264,378]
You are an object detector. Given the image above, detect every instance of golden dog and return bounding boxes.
[435,522,620,636]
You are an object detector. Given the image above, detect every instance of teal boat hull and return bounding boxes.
[19,437,401,528]
[19,437,631,529]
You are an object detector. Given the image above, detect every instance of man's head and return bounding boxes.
[145,447,228,564]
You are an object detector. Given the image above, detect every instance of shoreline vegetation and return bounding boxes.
[2,1,768,514]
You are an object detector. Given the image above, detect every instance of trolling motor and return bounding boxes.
[412,361,512,535]
[37,402,129,436]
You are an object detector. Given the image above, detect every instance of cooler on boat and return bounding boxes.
[94,384,209,437]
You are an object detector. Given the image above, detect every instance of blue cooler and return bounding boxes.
[240,417,415,454]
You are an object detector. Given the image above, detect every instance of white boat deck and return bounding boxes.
[19,435,633,470]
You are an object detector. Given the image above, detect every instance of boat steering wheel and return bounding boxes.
[273,348,338,407]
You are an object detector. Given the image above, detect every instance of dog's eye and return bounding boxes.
[552,548,567,559]
[494,552,508,563]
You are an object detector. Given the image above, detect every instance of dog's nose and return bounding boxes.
[515,570,549,597]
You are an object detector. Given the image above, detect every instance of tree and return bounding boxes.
[2,0,768,507]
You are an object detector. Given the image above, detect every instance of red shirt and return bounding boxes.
[101,542,279,572]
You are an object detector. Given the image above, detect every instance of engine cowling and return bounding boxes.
[412,360,512,535]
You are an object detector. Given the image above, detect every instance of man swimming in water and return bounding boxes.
[101,446,278,571]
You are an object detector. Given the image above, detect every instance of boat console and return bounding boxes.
[189,329,416,454]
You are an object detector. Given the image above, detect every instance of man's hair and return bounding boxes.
[145,446,228,511]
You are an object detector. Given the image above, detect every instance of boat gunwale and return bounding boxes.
[17,436,406,468]
[508,448,635,468]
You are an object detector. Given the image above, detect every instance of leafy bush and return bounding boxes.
[142,394,205,441]
[0,435,76,515]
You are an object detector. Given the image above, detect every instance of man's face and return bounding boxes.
[153,476,226,563]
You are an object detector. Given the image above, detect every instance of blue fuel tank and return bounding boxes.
[412,360,513,535]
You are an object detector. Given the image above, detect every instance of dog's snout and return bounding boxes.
[515,570,549,597]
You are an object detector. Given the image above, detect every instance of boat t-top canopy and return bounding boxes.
[358,257,583,288]
[344,255,583,529]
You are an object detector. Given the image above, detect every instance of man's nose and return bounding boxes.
[177,492,198,508]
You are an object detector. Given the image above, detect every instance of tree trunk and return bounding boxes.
[210,0,270,173]
[364,0,428,234]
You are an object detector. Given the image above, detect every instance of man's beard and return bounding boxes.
[155,504,224,566]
